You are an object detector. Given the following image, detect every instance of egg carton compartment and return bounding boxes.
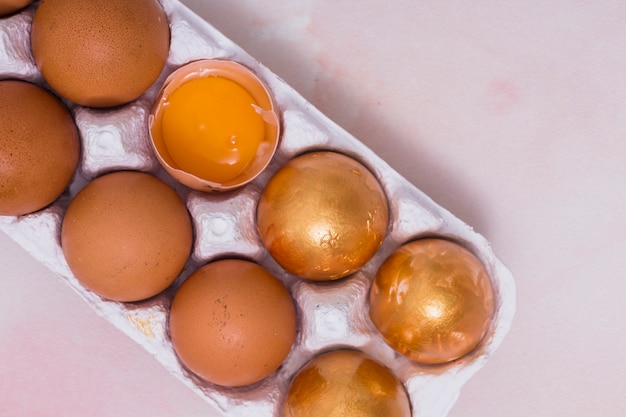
[0,2,516,417]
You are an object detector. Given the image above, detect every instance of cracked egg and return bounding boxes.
[149,59,280,192]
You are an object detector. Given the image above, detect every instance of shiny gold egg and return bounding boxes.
[369,238,495,365]
[257,151,389,281]
[282,349,411,417]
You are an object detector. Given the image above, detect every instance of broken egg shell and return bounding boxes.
[148,59,280,192]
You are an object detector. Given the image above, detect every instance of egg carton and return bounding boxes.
[0,1,516,416]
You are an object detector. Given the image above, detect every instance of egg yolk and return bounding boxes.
[161,76,266,183]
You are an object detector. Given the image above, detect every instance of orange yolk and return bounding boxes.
[161,76,266,183]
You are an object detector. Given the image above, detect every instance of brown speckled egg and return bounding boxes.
[61,171,193,302]
[257,151,389,281]
[30,0,170,108]
[282,349,411,417]
[0,80,79,216]
[169,259,297,387]
[0,0,34,16]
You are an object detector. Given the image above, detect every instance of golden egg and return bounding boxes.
[282,349,411,417]
[369,238,495,365]
[257,151,389,281]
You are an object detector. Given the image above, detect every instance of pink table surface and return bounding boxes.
[2,1,626,416]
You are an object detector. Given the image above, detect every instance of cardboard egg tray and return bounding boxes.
[0,1,516,416]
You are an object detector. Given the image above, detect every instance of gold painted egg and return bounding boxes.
[369,238,495,364]
[257,151,389,281]
[282,349,411,417]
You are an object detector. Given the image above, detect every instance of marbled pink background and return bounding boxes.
[2,1,626,416]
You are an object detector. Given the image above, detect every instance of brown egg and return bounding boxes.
[169,259,297,387]
[30,0,170,108]
[0,0,33,16]
[369,238,495,365]
[0,80,80,216]
[257,151,389,281]
[61,171,193,302]
[282,349,411,417]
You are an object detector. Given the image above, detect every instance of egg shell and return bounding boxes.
[0,0,33,16]
[169,259,297,387]
[149,59,280,191]
[0,79,80,216]
[0,2,516,417]
[30,0,170,108]
[61,171,193,302]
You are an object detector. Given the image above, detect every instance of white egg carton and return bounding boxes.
[0,1,516,416]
